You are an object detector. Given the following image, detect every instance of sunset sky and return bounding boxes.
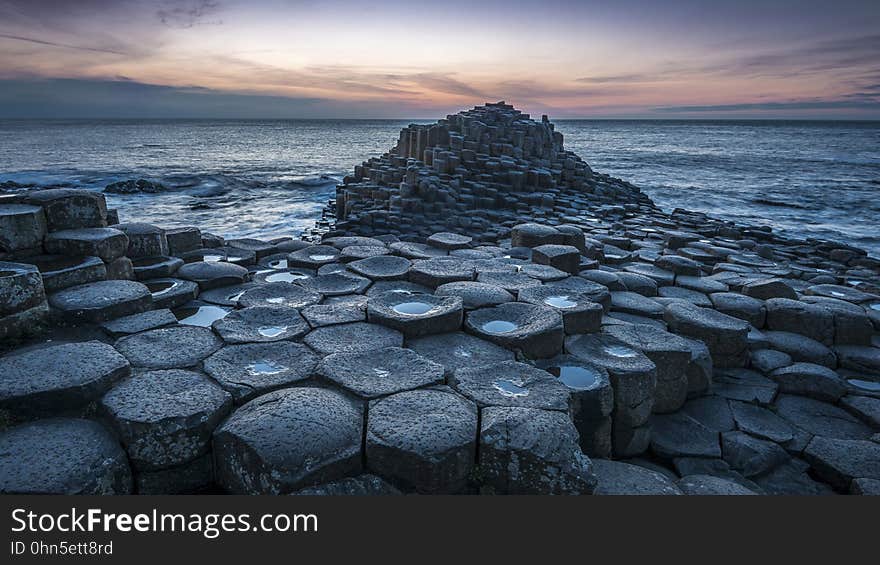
[1,0,878,119]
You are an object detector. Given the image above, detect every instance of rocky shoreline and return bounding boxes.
[1,102,879,495]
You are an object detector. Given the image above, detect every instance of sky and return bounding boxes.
[0,0,878,119]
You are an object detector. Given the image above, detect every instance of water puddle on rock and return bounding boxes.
[246,361,286,375]
[309,254,336,262]
[493,378,529,398]
[203,254,224,262]
[265,271,309,283]
[604,345,638,358]
[268,259,289,269]
[175,305,229,327]
[258,326,288,338]
[227,290,247,303]
[147,281,178,296]
[847,378,880,392]
[373,368,391,378]
[544,295,577,309]
[550,365,600,390]
[868,302,880,311]
[393,301,435,315]
[482,320,518,334]
[265,297,285,304]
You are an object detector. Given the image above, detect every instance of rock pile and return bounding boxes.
[1,102,880,496]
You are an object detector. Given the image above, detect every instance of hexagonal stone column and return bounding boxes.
[765,298,834,345]
[214,387,363,494]
[0,204,46,254]
[664,302,750,368]
[465,302,564,358]
[317,347,444,399]
[203,342,320,403]
[0,418,131,494]
[510,223,564,248]
[0,261,46,316]
[177,261,249,290]
[451,361,571,411]
[366,387,477,493]
[22,188,108,230]
[303,322,404,355]
[565,333,657,457]
[115,326,222,369]
[519,285,604,334]
[0,341,129,421]
[100,370,232,490]
[408,257,476,287]
[113,223,169,258]
[479,406,596,494]
[49,280,152,323]
[213,305,310,344]
[407,332,515,376]
[348,255,412,280]
[366,292,463,337]
[44,227,129,262]
[531,244,581,275]
[166,226,202,255]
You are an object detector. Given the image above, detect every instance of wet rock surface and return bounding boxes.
[3,102,880,495]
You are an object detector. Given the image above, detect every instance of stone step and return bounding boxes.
[48,279,152,323]
[28,254,107,292]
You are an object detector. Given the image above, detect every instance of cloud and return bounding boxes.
[653,98,880,113]
[0,32,128,55]
[156,0,222,29]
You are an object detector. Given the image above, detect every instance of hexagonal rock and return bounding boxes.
[407,331,515,376]
[769,363,846,402]
[604,324,692,413]
[510,223,564,249]
[366,388,477,493]
[655,254,702,276]
[764,331,837,368]
[721,431,790,477]
[177,261,249,290]
[29,254,106,293]
[49,279,152,323]
[435,281,514,310]
[0,418,131,494]
[610,291,666,319]
[45,227,128,262]
[465,302,563,358]
[203,342,320,403]
[805,284,876,304]
[804,437,880,491]
[131,255,183,280]
[0,341,129,420]
[143,277,199,310]
[317,347,444,399]
[293,474,403,495]
[22,188,108,230]
[802,296,873,345]
[775,395,872,441]
[214,387,363,494]
[237,282,321,309]
[751,348,792,373]
[591,459,682,495]
[100,370,231,470]
[742,278,798,300]
[348,255,412,280]
[212,305,309,344]
[0,261,45,316]
[388,241,447,259]
[115,325,222,369]
[0,204,46,253]
[664,302,750,368]
[834,345,880,374]
[650,412,721,459]
[479,406,596,495]
[408,258,475,288]
[729,400,794,443]
[339,245,389,262]
[301,302,365,328]
[677,475,758,495]
[287,245,341,269]
[476,271,541,297]
[165,226,202,255]
[450,361,570,411]
[623,263,675,287]
[519,285,604,335]
[101,308,177,337]
[427,232,472,250]
[365,280,431,296]
[366,293,462,338]
[299,272,370,296]
[531,244,581,275]
[765,298,834,345]
[112,223,168,258]
[713,369,778,404]
[303,321,404,355]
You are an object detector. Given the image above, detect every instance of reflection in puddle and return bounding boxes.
[604,345,638,358]
[203,254,224,262]
[829,291,847,298]
[393,302,434,315]
[266,297,285,304]
[309,254,336,262]
[148,281,178,296]
[869,303,880,311]
[246,361,286,375]
[268,259,289,269]
[265,271,309,283]
[372,368,391,378]
[544,295,577,309]
[227,290,247,302]
[258,326,288,338]
[549,365,600,390]
[175,305,229,327]
[847,378,880,392]
[493,378,529,398]
[482,320,517,334]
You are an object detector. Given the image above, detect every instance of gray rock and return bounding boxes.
[681,396,736,432]
[450,360,571,411]
[287,245,341,269]
[750,349,792,373]
[742,278,798,300]
[49,280,152,323]
[650,412,721,459]
[721,431,790,477]
[0,261,46,316]
[29,255,106,293]
[775,394,872,441]
[753,458,835,495]
[367,292,463,337]
[348,255,412,280]
[834,345,880,374]
[764,331,837,368]
[45,228,128,262]
[317,347,444,398]
[113,223,169,258]
[22,188,108,230]
[367,388,477,493]
[708,292,766,327]
[427,232,472,250]
[100,369,232,470]
[519,285,605,334]
[143,278,199,310]
[0,341,129,420]
[131,255,183,280]
[435,281,514,310]
[0,204,46,253]
[303,321,403,355]
[765,298,834,345]
[531,244,582,275]
[101,308,177,337]
[591,459,682,495]
[465,302,564,358]
[729,400,795,443]
[293,474,402,495]
[677,475,758,495]
[0,418,131,494]
[212,306,310,344]
[851,478,880,495]
[664,302,750,367]
[214,387,363,494]
[804,437,880,491]
[237,282,322,309]
[407,331,515,376]
[134,453,214,494]
[165,226,202,255]
[115,325,222,369]
[409,257,475,287]
[299,272,371,296]
[713,369,778,404]
[841,395,880,427]
[177,261,249,290]
[770,362,847,402]
[301,302,365,328]
[480,406,596,494]
[203,342,320,403]
[610,291,665,319]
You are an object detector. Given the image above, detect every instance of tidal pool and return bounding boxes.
[393,301,435,315]
[482,320,518,333]
[493,378,529,398]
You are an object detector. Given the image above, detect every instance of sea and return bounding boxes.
[1,119,878,255]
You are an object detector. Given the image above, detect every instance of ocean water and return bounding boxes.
[1,119,878,254]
